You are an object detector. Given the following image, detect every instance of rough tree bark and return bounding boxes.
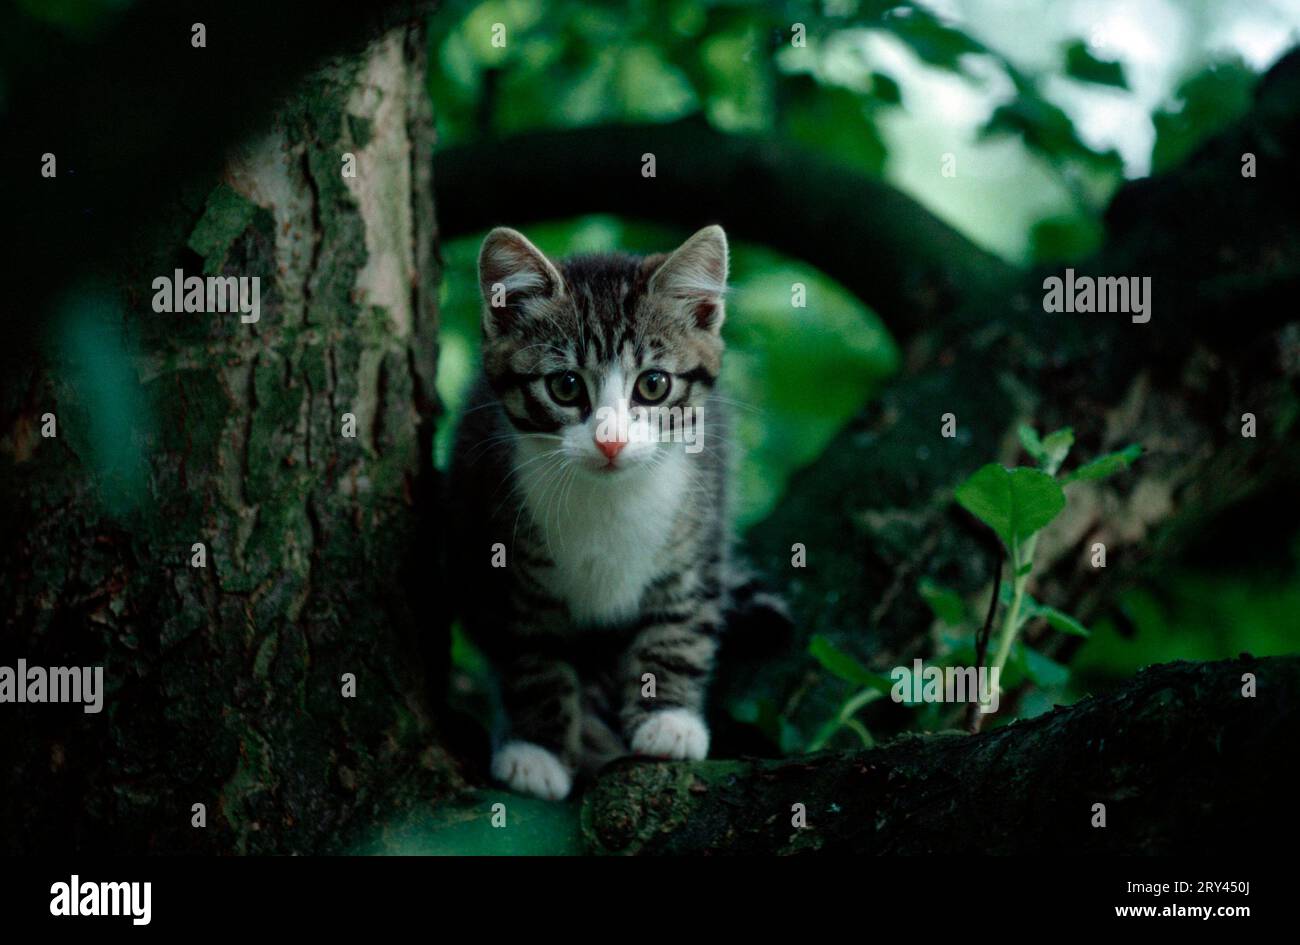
[582,656,1299,854]
[1,0,427,354]
[0,16,459,854]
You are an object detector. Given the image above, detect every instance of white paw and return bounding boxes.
[629,709,710,760]
[491,741,573,800]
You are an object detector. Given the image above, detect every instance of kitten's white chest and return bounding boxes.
[521,453,686,627]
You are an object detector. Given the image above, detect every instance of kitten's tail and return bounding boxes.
[721,563,794,655]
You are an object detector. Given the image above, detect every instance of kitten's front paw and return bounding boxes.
[491,741,573,800]
[629,709,710,760]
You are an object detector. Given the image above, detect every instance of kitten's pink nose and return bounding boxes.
[595,437,626,462]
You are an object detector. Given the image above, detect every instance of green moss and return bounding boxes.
[187,184,260,275]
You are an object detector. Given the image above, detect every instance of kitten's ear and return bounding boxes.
[648,225,729,333]
[478,227,564,337]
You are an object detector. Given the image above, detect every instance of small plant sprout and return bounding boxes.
[954,425,1141,710]
[801,426,1141,749]
[805,635,893,751]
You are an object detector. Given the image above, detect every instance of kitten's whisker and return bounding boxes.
[494,450,567,519]
[707,394,762,415]
[509,452,567,551]
[466,430,562,464]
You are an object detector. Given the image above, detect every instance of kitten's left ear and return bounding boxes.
[648,225,729,333]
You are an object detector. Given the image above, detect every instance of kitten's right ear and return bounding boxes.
[478,227,564,337]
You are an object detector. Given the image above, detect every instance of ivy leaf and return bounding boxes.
[1063,444,1142,483]
[955,464,1067,547]
[808,635,893,693]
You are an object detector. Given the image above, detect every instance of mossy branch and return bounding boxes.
[583,656,1297,855]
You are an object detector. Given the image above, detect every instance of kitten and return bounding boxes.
[447,225,739,801]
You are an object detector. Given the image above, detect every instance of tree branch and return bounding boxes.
[434,118,1019,340]
[583,656,1297,854]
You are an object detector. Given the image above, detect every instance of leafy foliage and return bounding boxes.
[1063,41,1128,88]
[801,424,1140,749]
[954,464,1065,547]
[950,427,1139,704]
[1151,58,1256,174]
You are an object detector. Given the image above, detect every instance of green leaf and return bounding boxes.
[1151,59,1255,174]
[889,12,986,72]
[918,578,969,626]
[1040,427,1074,471]
[1029,214,1104,265]
[1019,425,1072,472]
[1063,41,1128,88]
[998,581,1016,606]
[807,716,846,753]
[1063,444,1142,483]
[782,79,887,175]
[869,72,901,105]
[986,645,1026,689]
[997,585,1090,637]
[1019,645,1071,688]
[1037,604,1091,638]
[808,635,893,693]
[981,84,1125,178]
[1018,425,1046,461]
[955,464,1067,547]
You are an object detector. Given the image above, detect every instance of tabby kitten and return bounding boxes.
[447,225,736,800]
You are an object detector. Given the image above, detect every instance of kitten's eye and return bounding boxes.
[545,371,584,405]
[634,370,671,404]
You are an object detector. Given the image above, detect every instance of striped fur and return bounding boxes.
[448,226,746,799]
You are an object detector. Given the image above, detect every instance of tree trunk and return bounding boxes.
[0,18,459,854]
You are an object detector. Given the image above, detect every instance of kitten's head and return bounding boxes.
[477,225,727,477]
